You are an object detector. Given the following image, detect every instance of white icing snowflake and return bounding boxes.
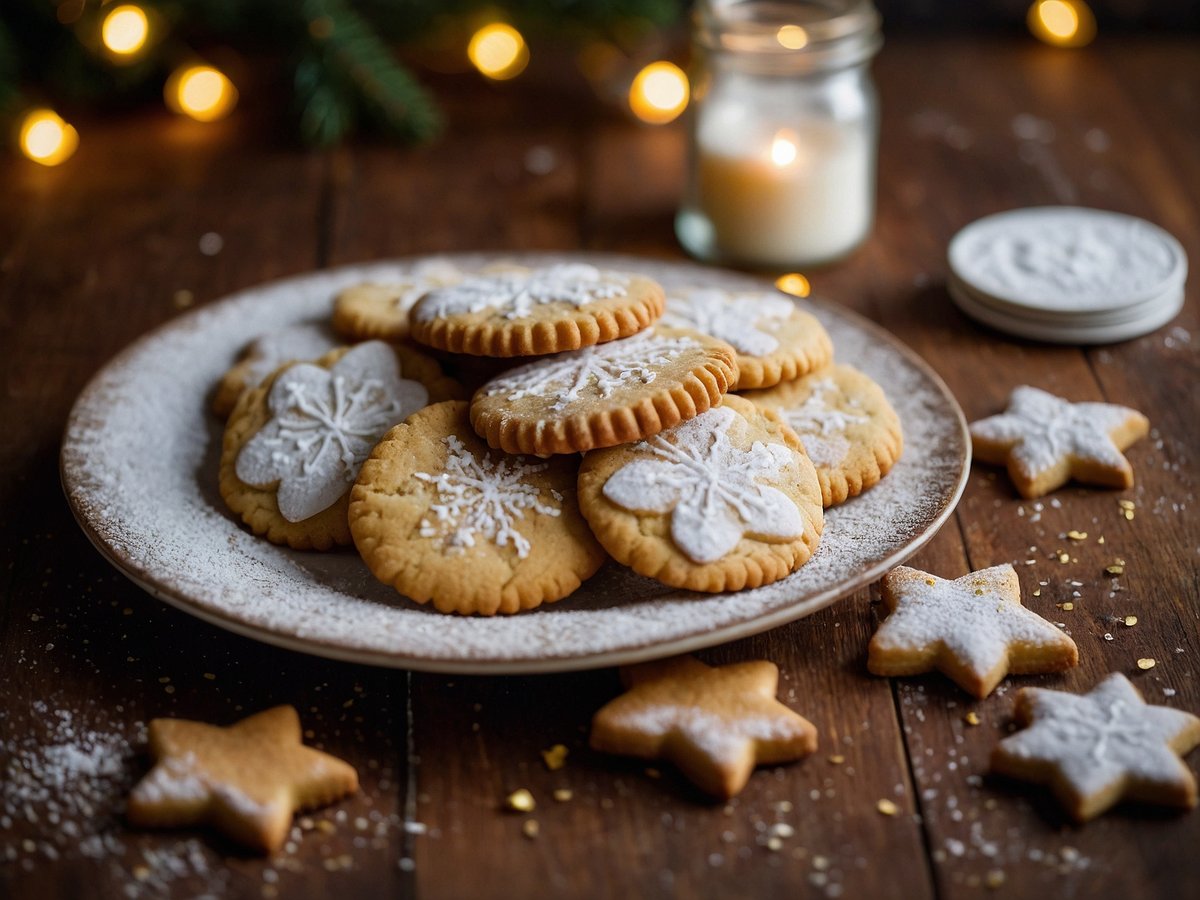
[414,436,561,559]
[483,330,698,412]
[781,378,868,468]
[969,385,1138,478]
[236,341,428,522]
[663,288,795,356]
[995,673,1200,817]
[412,263,629,322]
[602,406,805,564]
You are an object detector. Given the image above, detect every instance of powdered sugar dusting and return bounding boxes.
[61,255,968,671]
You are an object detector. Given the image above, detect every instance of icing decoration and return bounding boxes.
[993,673,1200,819]
[241,323,341,389]
[602,406,804,564]
[413,263,629,322]
[414,436,561,559]
[969,385,1138,479]
[781,377,868,468]
[483,330,698,412]
[870,564,1077,698]
[236,341,428,522]
[663,288,795,357]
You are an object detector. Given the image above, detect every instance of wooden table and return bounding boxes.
[2,34,1197,899]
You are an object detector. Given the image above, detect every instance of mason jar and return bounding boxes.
[675,0,883,269]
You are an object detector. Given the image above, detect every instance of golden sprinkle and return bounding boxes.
[985,870,1006,889]
[202,672,216,680]
[975,588,984,596]
[1106,564,1125,575]
[1137,658,1156,670]
[1118,500,1135,510]
[541,744,568,771]
[1124,615,1138,627]
[876,798,899,816]
[1032,588,1041,597]
[1066,530,1088,541]
[1123,509,1135,521]
[828,754,845,765]
[522,819,539,839]
[964,712,981,726]
[552,789,573,803]
[1060,602,1074,611]
[1057,552,1070,564]
[925,578,936,586]
[1098,535,1105,544]
[504,789,535,813]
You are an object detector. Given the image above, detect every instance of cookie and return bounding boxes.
[590,655,818,799]
[331,259,465,342]
[348,400,606,615]
[740,363,903,507]
[991,673,1200,822]
[577,395,823,593]
[868,564,1079,699]
[662,287,832,389]
[127,706,359,854]
[409,263,665,357]
[220,340,463,550]
[470,326,738,457]
[969,385,1149,499]
[211,321,343,419]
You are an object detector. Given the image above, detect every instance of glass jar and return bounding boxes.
[676,0,882,269]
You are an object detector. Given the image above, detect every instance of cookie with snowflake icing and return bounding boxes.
[577,395,823,593]
[408,263,665,357]
[349,401,605,615]
[991,673,1200,822]
[220,341,463,550]
[662,287,832,390]
[471,326,738,457]
[331,258,466,342]
[212,320,344,419]
[969,385,1149,499]
[868,563,1079,698]
[740,364,903,508]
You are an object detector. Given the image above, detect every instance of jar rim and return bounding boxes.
[694,0,882,71]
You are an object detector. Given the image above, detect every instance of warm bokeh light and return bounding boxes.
[770,131,798,167]
[101,5,149,56]
[166,65,238,122]
[775,273,811,298]
[776,25,809,50]
[18,108,79,166]
[628,61,689,125]
[1027,0,1096,48]
[468,23,529,81]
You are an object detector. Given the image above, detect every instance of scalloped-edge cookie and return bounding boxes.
[662,287,833,390]
[577,395,823,593]
[408,263,665,357]
[969,385,1149,499]
[212,321,343,419]
[331,258,466,342]
[740,363,903,508]
[349,400,605,615]
[220,341,463,550]
[470,326,738,457]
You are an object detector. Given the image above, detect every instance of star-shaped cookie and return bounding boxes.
[991,673,1200,821]
[589,655,818,799]
[969,385,1149,499]
[868,564,1078,698]
[127,706,359,853]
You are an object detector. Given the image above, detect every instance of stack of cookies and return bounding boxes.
[215,261,903,615]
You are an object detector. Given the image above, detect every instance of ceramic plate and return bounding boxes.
[61,254,970,674]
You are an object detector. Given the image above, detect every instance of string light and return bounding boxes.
[165,65,238,122]
[628,62,689,125]
[1027,0,1096,48]
[468,23,529,81]
[775,273,811,298]
[770,130,799,167]
[18,108,79,166]
[101,5,150,57]
[776,25,808,50]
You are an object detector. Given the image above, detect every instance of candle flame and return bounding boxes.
[770,131,798,167]
[1027,0,1095,48]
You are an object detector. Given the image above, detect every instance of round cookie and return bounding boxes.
[332,259,465,342]
[220,340,463,550]
[740,364,903,508]
[212,321,343,419]
[349,401,606,615]
[470,326,739,457]
[409,263,665,357]
[662,287,833,390]
[577,395,824,593]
